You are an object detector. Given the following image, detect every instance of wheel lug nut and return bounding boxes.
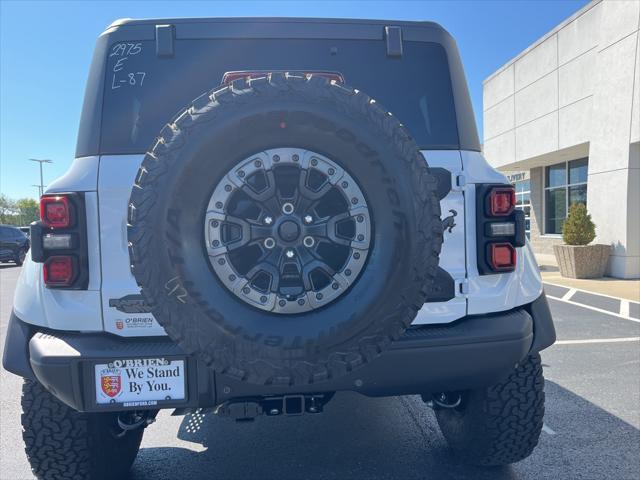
[285,249,295,259]
[264,238,276,249]
[303,236,315,248]
[264,216,273,225]
[304,215,313,224]
[282,203,295,215]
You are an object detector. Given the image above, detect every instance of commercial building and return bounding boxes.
[482,0,640,279]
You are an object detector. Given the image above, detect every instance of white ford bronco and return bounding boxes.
[3,17,556,479]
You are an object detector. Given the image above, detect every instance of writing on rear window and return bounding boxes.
[101,39,459,153]
[109,42,147,90]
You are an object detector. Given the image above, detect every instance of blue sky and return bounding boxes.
[0,0,588,200]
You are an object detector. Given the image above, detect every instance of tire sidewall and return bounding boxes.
[146,103,420,360]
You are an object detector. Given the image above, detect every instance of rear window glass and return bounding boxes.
[101,39,459,153]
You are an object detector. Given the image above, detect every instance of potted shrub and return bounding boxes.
[553,203,611,278]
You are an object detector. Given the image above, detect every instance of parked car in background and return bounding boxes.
[0,224,30,266]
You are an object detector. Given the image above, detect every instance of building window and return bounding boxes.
[511,176,531,239]
[544,158,588,234]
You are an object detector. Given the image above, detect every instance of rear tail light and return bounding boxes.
[488,243,516,271]
[487,187,516,216]
[477,184,524,275]
[222,71,345,85]
[32,193,88,289]
[40,195,73,228]
[43,256,76,286]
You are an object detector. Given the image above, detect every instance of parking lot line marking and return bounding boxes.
[561,288,577,301]
[620,300,630,317]
[547,294,640,323]
[542,423,556,435]
[555,337,640,345]
[544,281,640,305]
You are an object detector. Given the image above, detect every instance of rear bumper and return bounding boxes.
[3,294,555,413]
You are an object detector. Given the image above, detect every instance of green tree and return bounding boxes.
[16,198,39,225]
[562,203,596,246]
[0,194,17,224]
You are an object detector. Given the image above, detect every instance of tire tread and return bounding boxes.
[436,354,545,466]
[128,73,443,386]
[21,380,143,480]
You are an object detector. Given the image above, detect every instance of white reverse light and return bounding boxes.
[488,222,515,237]
[42,233,73,250]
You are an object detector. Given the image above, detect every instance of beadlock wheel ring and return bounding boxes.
[204,148,372,314]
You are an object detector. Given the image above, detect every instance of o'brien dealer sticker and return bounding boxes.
[94,358,186,407]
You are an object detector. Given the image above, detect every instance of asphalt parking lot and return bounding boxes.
[1,264,639,479]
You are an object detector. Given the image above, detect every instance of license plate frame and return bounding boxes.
[92,356,188,409]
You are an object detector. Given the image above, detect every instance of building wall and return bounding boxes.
[482,0,640,278]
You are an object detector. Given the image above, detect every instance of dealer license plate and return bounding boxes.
[94,358,186,407]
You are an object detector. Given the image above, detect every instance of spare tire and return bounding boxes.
[128,73,443,386]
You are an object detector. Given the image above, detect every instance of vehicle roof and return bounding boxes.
[107,17,447,31]
[100,17,453,43]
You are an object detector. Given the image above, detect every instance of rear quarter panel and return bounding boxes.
[13,159,103,332]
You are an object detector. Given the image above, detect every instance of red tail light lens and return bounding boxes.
[43,255,76,286]
[222,71,345,84]
[488,187,516,216]
[40,196,72,228]
[489,243,516,271]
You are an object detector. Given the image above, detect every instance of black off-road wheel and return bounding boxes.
[21,380,144,480]
[435,354,545,466]
[128,73,443,386]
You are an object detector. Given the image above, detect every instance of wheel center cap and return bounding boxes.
[278,220,300,242]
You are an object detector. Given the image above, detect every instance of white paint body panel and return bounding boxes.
[13,150,543,334]
[413,150,467,325]
[461,151,543,314]
[13,190,103,332]
[98,155,166,336]
[46,156,100,193]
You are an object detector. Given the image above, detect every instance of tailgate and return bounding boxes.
[98,154,166,336]
[97,152,468,336]
[412,150,467,324]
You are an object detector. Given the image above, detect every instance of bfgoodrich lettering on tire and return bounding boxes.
[128,73,443,386]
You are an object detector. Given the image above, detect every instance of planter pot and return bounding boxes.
[553,244,611,279]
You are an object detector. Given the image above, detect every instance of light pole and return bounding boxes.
[28,158,53,197]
